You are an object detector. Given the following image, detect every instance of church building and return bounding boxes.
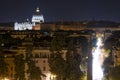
[14,7,44,30]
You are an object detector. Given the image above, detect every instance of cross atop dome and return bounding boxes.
[36,7,40,12]
[34,7,41,15]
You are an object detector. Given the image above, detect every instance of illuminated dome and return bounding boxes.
[32,7,44,23]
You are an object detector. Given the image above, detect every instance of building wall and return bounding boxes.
[0,26,14,30]
[4,45,67,80]
[1,22,120,31]
[33,24,41,30]
[14,22,33,30]
[5,57,15,80]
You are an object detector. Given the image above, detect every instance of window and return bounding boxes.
[11,67,13,71]
[11,73,13,77]
[43,60,46,63]
[43,67,46,71]
[36,60,38,63]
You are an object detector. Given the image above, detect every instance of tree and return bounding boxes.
[49,36,66,80]
[26,46,44,80]
[49,53,66,80]
[65,38,84,80]
[103,31,120,80]
[109,66,120,80]
[0,52,9,79]
[27,60,44,80]
[104,31,120,50]
[0,35,9,79]
[14,54,25,80]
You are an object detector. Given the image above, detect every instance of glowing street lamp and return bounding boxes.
[50,74,56,80]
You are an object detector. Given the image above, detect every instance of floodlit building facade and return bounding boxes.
[14,7,44,30]
[32,7,44,23]
[4,46,66,80]
[14,21,33,30]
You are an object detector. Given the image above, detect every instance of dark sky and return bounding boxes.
[0,0,120,22]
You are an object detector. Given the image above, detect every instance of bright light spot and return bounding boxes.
[36,7,40,12]
[1,78,9,80]
[42,72,51,80]
[92,33,104,80]
[50,74,56,80]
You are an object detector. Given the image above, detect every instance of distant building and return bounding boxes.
[0,22,14,30]
[14,7,44,30]
[14,20,33,30]
[32,7,44,23]
[32,7,44,30]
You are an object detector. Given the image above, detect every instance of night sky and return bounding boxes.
[0,0,120,22]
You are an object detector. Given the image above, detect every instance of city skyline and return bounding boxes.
[0,0,120,22]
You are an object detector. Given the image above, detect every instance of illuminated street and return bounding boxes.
[92,33,104,80]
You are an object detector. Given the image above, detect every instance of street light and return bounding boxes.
[50,74,56,80]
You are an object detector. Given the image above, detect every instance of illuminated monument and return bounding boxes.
[14,19,33,30]
[14,7,44,30]
[32,7,44,23]
[32,7,44,30]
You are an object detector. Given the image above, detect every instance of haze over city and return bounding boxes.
[0,0,120,22]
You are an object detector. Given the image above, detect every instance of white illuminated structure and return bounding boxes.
[14,20,33,30]
[14,7,44,30]
[32,7,44,23]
